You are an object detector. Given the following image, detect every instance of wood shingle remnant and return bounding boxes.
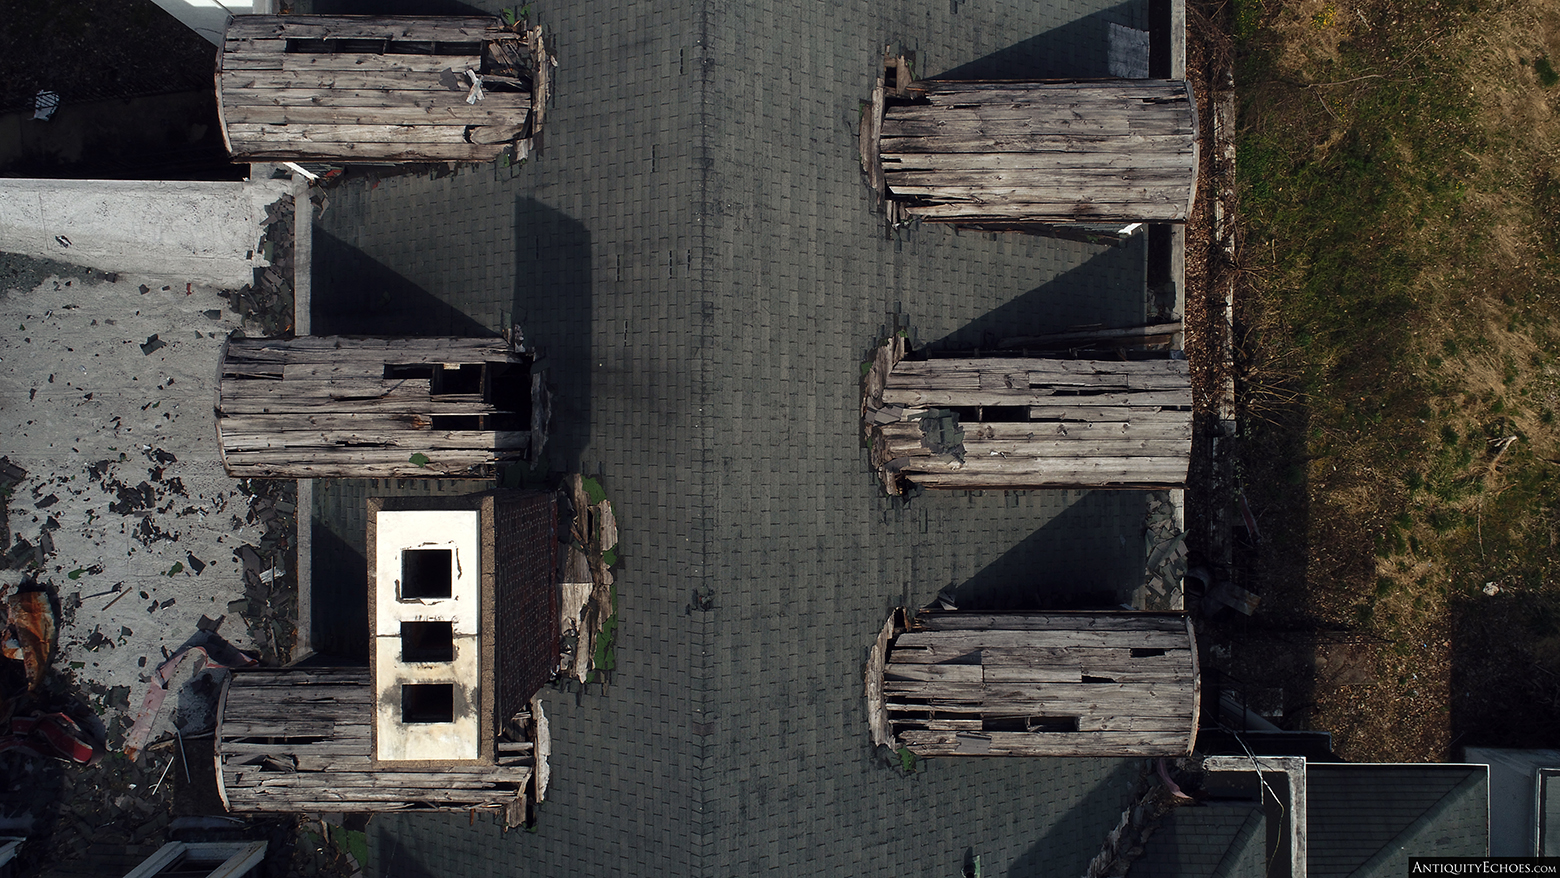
[867,610,1198,757]
[862,65,1198,229]
[216,335,548,479]
[862,338,1191,493]
[217,15,551,163]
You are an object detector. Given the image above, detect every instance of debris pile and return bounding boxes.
[557,475,619,686]
[222,195,296,335]
[1083,758,1199,878]
[230,479,298,665]
[1141,492,1187,611]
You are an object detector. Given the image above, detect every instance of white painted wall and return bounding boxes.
[0,178,289,291]
[373,510,481,762]
[149,0,277,47]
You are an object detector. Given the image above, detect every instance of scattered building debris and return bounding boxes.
[1140,491,1188,611]
[558,475,619,686]
[219,195,297,336]
[1083,758,1200,878]
[232,479,298,665]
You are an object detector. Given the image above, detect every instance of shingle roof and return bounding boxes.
[1308,764,1489,878]
[1128,804,1268,878]
[299,0,1160,873]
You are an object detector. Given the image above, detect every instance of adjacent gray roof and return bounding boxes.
[1308,764,1489,877]
[1129,805,1268,878]
[299,0,1160,874]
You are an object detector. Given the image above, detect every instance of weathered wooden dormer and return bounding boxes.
[215,490,557,821]
[866,610,1199,757]
[861,66,1198,228]
[216,15,551,163]
[862,337,1191,493]
[216,335,548,479]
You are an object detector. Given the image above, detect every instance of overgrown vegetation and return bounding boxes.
[1232,0,1560,759]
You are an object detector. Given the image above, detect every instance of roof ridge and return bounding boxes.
[1345,768,1488,878]
[1210,806,1269,878]
[688,0,716,873]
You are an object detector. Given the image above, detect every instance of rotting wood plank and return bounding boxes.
[880,679,1190,703]
[892,357,1188,376]
[226,123,475,144]
[896,729,1192,757]
[884,184,1184,206]
[1027,405,1191,422]
[232,768,528,786]
[866,613,897,748]
[881,133,1190,154]
[982,663,1191,686]
[221,68,472,92]
[885,457,1188,480]
[221,460,495,478]
[885,168,1194,190]
[883,663,985,683]
[885,438,1190,460]
[900,202,1188,223]
[220,429,529,453]
[884,646,980,664]
[222,52,481,74]
[894,629,1188,650]
[228,336,517,358]
[914,79,1190,99]
[878,414,1192,441]
[229,140,503,162]
[221,744,372,762]
[222,88,532,111]
[917,613,1189,632]
[223,446,495,467]
[223,103,528,127]
[215,413,437,434]
[232,677,372,687]
[223,689,372,707]
[225,15,508,43]
[882,114,1195,141]
[882,388,1189,408]
[222,375,431,397]
[905,472,1183,489]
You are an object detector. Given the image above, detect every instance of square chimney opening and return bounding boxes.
[400,549,452,599]
[401,683,455,724]
[401,621,455,663]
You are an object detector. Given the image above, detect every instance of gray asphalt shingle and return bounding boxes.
[302,0,1157,874]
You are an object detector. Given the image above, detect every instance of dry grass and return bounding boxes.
[1230,0,1560,759]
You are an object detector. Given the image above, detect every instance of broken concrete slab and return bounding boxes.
[0,178,290,290]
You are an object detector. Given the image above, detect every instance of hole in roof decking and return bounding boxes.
[401,683,455,724]
[400,549,452,600]
[401,621,455,663]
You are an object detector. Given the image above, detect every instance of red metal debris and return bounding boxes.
[122,641,257,761]
[2,589,57,691]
